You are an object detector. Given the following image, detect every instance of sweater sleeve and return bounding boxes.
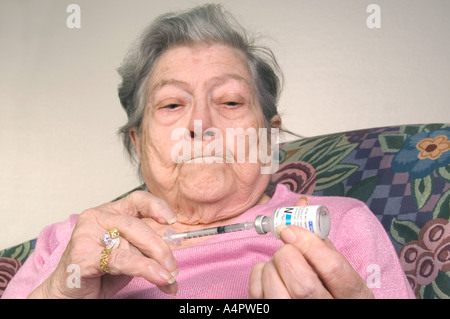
[325,197,415,299]
[1,215,78,299]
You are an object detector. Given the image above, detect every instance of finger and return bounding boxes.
[106,213,178,275]
[249,263,264,299]
[294,196,309,207]
[108,190,177,225]
[272,244,333,299]
[107,248,177,289]
[323,238,338,250]
[72,211,179,297]
[95,191,178,274]
[260,259,291,299]
[80,209,178,275]
[100,274,134,298]
[157,282,179,296]
[279,226,373,299]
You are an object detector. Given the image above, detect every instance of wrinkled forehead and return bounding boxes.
[147,43,255,96]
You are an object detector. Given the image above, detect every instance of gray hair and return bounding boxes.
[117,4,283,164]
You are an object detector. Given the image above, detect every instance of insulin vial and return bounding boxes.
[254,206,331,239]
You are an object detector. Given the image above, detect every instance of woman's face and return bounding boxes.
[131,43,275,224]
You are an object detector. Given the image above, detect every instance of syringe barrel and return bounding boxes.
[221,222,254,233]
[163,221,255,245]
[180,228,219,239]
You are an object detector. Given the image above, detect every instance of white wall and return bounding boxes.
[1,0,449,250]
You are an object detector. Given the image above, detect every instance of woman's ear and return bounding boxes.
[129,127,142,159]
[269,115,282,129]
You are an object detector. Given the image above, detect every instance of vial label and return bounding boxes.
[273,206,328,238]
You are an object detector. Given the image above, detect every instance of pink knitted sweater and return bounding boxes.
[2,184,414,298]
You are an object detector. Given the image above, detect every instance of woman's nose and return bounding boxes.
[187,102,214,139]
[189,127,216,139]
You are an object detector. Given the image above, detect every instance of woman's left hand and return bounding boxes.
[248,199,375,299]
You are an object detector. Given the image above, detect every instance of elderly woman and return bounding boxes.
[3,4,413,299]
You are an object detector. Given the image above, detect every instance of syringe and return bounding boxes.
[163,221,255,246]
[162,205,331,246]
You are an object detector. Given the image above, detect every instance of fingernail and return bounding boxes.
[166,216,178,225]
[159,206,177,224]
[159,269,176,285]
[299,196,310,206]
[276,224,286,238]
[277,225,297,244]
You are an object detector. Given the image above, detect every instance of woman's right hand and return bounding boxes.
[28,191,179,298]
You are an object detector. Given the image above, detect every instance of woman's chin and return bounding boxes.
[178,163,233,203]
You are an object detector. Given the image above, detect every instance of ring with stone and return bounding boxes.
[99,228,120,273]
[101,228,120,250]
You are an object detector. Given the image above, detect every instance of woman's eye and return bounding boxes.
[224,101,240,107]
[164,103,181,110]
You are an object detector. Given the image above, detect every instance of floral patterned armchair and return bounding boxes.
[1,123,449,298]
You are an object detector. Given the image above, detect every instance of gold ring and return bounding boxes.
[100,248,112,273]
[100,228,120,273]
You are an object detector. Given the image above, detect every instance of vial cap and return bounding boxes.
[254,215,268,234]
